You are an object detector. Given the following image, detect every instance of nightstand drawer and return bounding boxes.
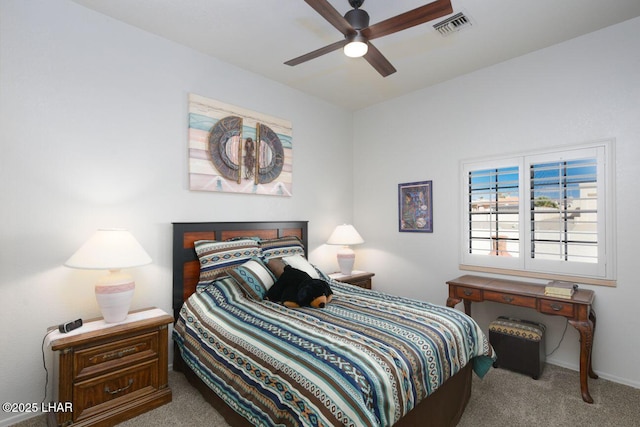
[329,271,374,289]
[348,278,372,289]
[75,332,159,380]
[74,359,159,421]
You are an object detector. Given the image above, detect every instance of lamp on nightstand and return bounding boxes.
[327,224,364,275]
[65,229,152,323]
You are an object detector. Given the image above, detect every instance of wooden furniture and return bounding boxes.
[328,270,374,289]
[446,274,597,403]
[172,221,309,320]
[172,221,476,427]
[48,308,173,426]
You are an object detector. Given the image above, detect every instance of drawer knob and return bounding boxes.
[104,378,134,395]
[463,289,473,296]
[550,303,563,311]
[502,295,514,303]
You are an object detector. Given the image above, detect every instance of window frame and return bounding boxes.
[460,140,616,286]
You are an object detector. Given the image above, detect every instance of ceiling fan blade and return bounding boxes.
[284,39,347,66]
[304,0,356,36]
[362,0,453,40]
[363,43,397,77]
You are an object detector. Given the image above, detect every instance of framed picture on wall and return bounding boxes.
[398,180,433,233]
[188,93,293,197]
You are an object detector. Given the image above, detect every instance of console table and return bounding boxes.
[446,274,597,403]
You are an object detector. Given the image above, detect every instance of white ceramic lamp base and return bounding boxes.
[336,246,356,275]
[95,270,135,323]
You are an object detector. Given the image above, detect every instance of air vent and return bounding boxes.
[434,12,472,36]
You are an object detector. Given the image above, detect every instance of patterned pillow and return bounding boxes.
[260,236,305,261]
[194,239,261,282]
[228,258,276,300]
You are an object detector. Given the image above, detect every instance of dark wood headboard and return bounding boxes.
[172,221,308,320]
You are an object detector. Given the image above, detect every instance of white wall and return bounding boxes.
[0,1,354,425]
[2,1,639,425]
[353,17,640,388]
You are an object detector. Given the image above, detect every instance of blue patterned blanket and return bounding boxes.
[174,277,494,427]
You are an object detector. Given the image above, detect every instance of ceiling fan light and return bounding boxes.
[344,39,368,58]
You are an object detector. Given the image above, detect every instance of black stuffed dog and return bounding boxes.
[266,265,333,308]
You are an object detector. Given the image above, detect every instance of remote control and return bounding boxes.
[58,318,83,333]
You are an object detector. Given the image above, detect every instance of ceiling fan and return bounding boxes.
[284,0,453,77]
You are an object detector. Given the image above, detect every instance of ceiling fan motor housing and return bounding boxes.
[345,8,369,30]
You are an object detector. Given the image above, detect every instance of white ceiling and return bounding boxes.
[71,0,640,110]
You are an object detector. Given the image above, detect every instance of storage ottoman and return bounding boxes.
[489,316,546,379]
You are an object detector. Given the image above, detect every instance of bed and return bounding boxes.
[172,221,494,427]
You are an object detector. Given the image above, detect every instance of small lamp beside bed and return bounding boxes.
[327,224,364,275]
[65,229,152,323]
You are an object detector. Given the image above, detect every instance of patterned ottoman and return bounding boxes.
[489,316,546,379]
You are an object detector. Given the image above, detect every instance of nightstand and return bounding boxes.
[47,308,173,427]
[328,271,374,289]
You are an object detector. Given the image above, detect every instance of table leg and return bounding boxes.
[568,319,595,403]
[446,297,461,309]
[463,299,472,316]
[588,310,598,379]
[446,296,472,316]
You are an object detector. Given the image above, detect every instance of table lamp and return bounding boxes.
[327,224,364,275]
[65,229,152,323]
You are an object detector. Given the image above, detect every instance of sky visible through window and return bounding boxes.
[470,160,596,204]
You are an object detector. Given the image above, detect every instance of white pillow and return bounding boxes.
[282,255,319,279]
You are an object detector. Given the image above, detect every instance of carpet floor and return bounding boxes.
[13,363,640,426]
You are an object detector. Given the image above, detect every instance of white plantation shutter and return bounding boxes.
[524,146,606,278]
[461,141,615,284]
[463,157,523,271]
[467,165,520,256]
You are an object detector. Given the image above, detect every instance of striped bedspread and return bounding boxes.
[174,277,495,427]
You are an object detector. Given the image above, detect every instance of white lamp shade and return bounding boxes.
[65,229,151,323]
[65,229,152,270]
[327,224,364,246]
[327,225,364,275]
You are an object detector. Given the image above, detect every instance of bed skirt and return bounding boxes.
[173,343,473,427]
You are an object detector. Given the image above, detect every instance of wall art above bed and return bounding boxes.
[188,93,293,196]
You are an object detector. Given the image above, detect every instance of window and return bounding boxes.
[461,140,616,285]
